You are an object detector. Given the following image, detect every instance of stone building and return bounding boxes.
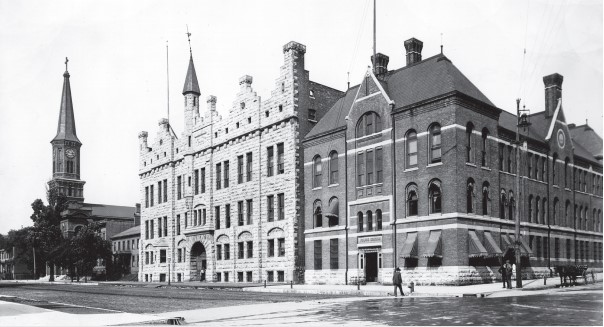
[138,41,342,283]
[49,63,138,275]
[303,37,603,285]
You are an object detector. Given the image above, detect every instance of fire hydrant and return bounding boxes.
[409,281,415,293]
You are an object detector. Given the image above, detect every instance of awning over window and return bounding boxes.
[509,235,533,257]
[325,198,339,218]
[422,230,442,258]
[468,230,488,258]
[483,231,503,257]
[400,232,418,259]
[501,233,513,250]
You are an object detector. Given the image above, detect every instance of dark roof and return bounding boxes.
[498,111,550,141]
[306,54,494,139]
[182,55,200,95]
[84,203,137,219]
[569,124,603,160]
[111,225,140,239]
[52,71,81,144]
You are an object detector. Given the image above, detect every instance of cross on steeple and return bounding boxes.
[186,25,192,55]
[65,57,69,71]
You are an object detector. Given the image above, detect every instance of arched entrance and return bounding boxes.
[190,242,207,281]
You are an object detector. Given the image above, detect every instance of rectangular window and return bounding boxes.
[224,160,230,188]
[163,179,167,202]
[225,204,231,228]
[267,195,275,222]
[217,244,222,260]
[163,216,167,237]
[224,244,230,260]
[278,238,285,256]
[247,241,253,258]
[246,199,253,225]
[203,209,207,225]
[145,186,149,208]
[277,193,284,220]
[216,163,222,189]
[277,271,284,282]
[238,272,244,282]
[176,214,181,235]
[224,272,229,282]
[195,169,199,194]
[566,239,571,259]
[498,144,504,171]
[267,271,274,282]
[215,206,221,230]
[150,220,154,239]
[308,108,316,120]
[246,271,252,282]
[277,143,284,174]
[267,146,274,177]
[157,218,162,238]
[314,240,322,270]
[376,148,383,183]
[158,181,162,204]
[330,239,338,269]
[145,221,149,239]
[160,249,166,263]
[246,152,253,181]
[201,168,206,193]
[177,248,182,262]
[366,149,374,185]
[145,252,149,264]
[177,176,182,200]
[150,185,154,206]
[185,212,188,228]
[536,236,542,257]
[238,155,244,183]
[238,242,244,259]
[357,152,365,187]
[238,201,244,226]
[268,239,275,257]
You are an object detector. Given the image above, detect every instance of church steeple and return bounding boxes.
[49,58,85,203]
[182,54,201,96]
[52,58,81,144]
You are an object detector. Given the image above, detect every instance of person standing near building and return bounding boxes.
[392,267,404,297]
[498,262,508,288]
[504,260,513,289]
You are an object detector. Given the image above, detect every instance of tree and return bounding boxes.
[69,222,111,281]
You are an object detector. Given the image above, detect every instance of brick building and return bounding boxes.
[138,42,342,283]
[49,63,138,276]
[303,37,603,285]
[111,226,141,278]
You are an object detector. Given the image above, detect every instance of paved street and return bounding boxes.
[0,282,601,326]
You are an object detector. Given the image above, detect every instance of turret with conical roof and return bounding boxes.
[183,54,201,132]
[49,58,85,203]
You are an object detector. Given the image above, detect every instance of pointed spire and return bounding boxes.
[182,54,200,96]
[52,57,81,144]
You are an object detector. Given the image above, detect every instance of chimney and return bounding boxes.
[404,38,423,66]
[543,73,563,118]
[371,53,389,77]
[239,75,253,90]
[207,95,217,112]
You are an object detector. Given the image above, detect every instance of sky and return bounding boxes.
[0,0,601,234]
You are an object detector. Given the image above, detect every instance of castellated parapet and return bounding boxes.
[138,41,344,283]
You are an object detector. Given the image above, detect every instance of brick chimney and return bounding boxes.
[543,73,563,118]
[371,53,389,77]
[404,38,423,66]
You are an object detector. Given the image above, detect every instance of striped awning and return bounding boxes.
[468,230,488,258]
[501,233,513,250]
[422,230,442,258]
[325,198,339,218]
[484,231,503,257]
[400,233,418,259]
[509,235,533,257]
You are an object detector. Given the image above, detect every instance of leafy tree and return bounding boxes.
[68,222,112,281]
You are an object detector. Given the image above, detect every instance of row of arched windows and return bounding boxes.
[357,210,383,232]
[526,195,602,232]
[404,124,442,168]
[465,123,490,167]
[313,197,339,228]
[313,151,339,188]
[405,179,443,216]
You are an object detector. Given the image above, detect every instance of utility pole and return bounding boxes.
[514,99,531,288]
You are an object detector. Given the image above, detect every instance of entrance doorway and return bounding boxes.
[190,242,207,281]
[365,252,378,282]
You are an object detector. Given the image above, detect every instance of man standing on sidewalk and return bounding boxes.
[504,260,513,289]
[498,262,508,288]
[393,267,404,297]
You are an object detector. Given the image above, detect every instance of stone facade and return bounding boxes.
[303,37,603,285]
[138,41,343,283]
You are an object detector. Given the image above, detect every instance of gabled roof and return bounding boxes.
[182,55,200,95]
[52,70,81,144]
[84,203,137,219]
[305,53,494,139]
[111,225,140,239]
[570,124,603,161]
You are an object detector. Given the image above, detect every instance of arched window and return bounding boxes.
[553,198,559,225]
[467,178,475,214]
[314,201,322,228]
[528,195,533,223]
[428,124,442,163]
[367,211,373,232]
[356,112,382,138]
[593,209,597,232]
[535,196,540,224]
[500,190,507,219]
[327,197,339,227]
[564,157,570,188]
[552,153,558,185]
[428,180,442,214]
[313,155,322,188]
[579,205,584,230]
[406,130,418,168]
[482,182,490,215]
[481,128,489,167]
[565,200,571,228]
[507,146,513,173]
[406,183,418,217]
[542,198,547,225]
[466,122,474,163]
[357,212,364,232]
[535,156,540,180]
[508,191,515,221]
[376,210,383,231]
[329,151,339,185]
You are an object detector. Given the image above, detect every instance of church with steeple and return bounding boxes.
[49,59,140,276]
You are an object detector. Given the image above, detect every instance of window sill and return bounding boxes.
[466,162,476,167]
[481,166,491,171]
[427,162,443,168]
[312,187,322,191]
[404,167,418,172]
[328,183,340,188]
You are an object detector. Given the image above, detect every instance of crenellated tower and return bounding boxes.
[49,58,85,202]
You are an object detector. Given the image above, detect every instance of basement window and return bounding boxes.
[265,111,269,117]
[279,105,283,112]
[248,117,252,124]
